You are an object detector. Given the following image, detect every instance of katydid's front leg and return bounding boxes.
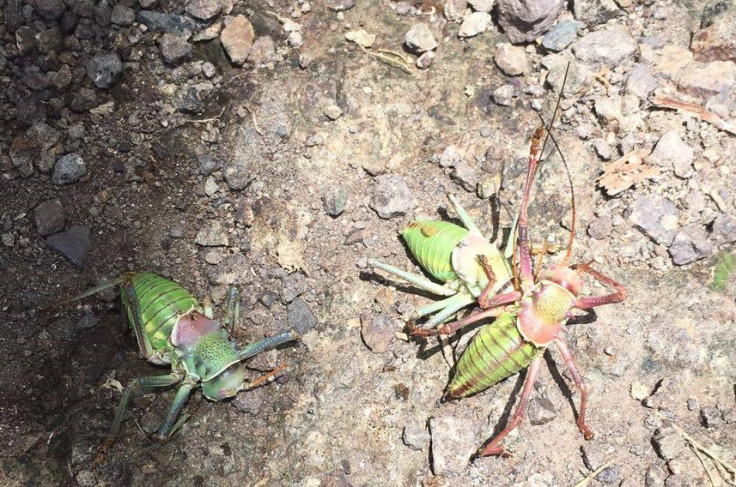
[224,287,240,332]
[237,330,299,360]
[573,264,628,309]
[153,379,198,441]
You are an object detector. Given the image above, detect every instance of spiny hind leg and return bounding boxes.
[555,339,594,439]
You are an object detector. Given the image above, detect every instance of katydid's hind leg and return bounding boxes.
[120,281,155,360]
[448,194,483,236]
[368,259,455,297]
[555,339,594,440]
[94,373,183,467]
[223,287,240,332]
[245,363,288,390]
[153,381,197,441]
[410,304,509,337]
[478,355,543,457]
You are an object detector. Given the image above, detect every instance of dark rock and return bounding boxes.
[52,153,86,185]
[712,214,736,244]
[159,33,192,65]
[198,154,222,175]
[86,53,123,89]
[527,397,557,425]
[37,0,66,20]
[45,225,92,269]
[34,199,66,236]
[280,272,306,304]
[35,28,64,54]
[60,10,79,34]
[70,88,98,112]
[138,10,196,39]
[15,26,36,55]
[5,0,25,32]
[287,298,318,333]
[15,96,47,126]
[573,0,623,27]
[111,5,135,26]
[669,225,713,265]
[323,186,348,217]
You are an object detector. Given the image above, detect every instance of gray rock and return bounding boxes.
[26,123,61,151]
[497,0,565,43]
[404,23,437,53]
[439,145,465,168]
[686,398,700,411]
[429,415,481,475]
[676,61,736,98]
[701,407,723,428]
[649,131,693,177]
[207,253,248,285]
[712,214,736,244]
[669,225,713,265]
[626,64,659,100]
[86,53,123,89]
[527,397,557,425]
[70,88,98,113]
[645,464,667,487]
[629,196,679,246]
[582,442,606,470]
[138,11,196,39]
[323,186,347,217]
[52,153,87,185]
[195,221,229,246]
[232,385,267,414]
[176,83,213,114]
[402,421,430,451]
[323,103,343,120]
[287,297,318,333]
[23,66,49,91]
[220,15,255,65]
[198,154,222,175]
[224,160,254,191]
[596,466,620,484]
[111,5,135,26]
[573,0,622,27]
[588,216,613,240]
[664,475,683,487]
[45,225,92,269]
[186,0,222,21]
[326,0,356,11]
[593,138,611,160]
[459,11,492,38]
[574,27,637,66]
[494,43,528,75]
[248,36,276,65]
[652,426,684,460]
[159,33,192,65]
[492,84,515,106]
[360,313,395,353]
[15,26,36,55]
[37,0,65,20]
[280,272,306,304]
[542,19,582,51]
[15,96,47,127]
[451,161,479,192]
[542,55,592,97]
[34,199,66,236]
[36,28,63,54]
[370,174,412,219]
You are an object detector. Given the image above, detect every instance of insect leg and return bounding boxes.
[223,287,240,332]
[409,305,509,337]
[368,259,455,296]
[448,194,483,236]
[244,363,288,391]
[120,280,156,360]
[237,330,299,360]
[153,378,198,441]
[572,264,628,309]
[554,339,595,439]
[477,354,544,457]
[476,255,520,309]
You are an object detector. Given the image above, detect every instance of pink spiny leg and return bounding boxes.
[554,338,594,440]
[476,255,519,310]
[407,301,515,338]
[573,263,628,309]
[478,354,544,457]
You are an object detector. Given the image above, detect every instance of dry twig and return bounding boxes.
[597,148,657,196]
[650,95,736,136]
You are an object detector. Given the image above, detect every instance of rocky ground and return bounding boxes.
[1,0,735,486]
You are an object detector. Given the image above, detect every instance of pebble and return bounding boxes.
[402,422,430,451]
[676,60,736,98]
[649,131,693,177]
[690,5,736,62]
[323,103,343,120]
[323,186,347,217]
[75,470,96,487]
[159,33,192,65]
[287,297,318,333]
[542,19,582,51]
[527,397,557,425]
[700,407,723,428]
[15,26,36,55]
[248,36,276,65]
[27,122,61,151]
[359,313,395,353]
[592,138,611,160]
[224,160,254,190]
[629,196,679,247]
[52,153,87,185]
[596,466,620,484]
[630,381,650,401]
[195,220,229,246]
[37,0,65,20]
[404,23,437,53]
[458,12,492,38]
[95,1,112,27]
[198,154,222,176]
[497,0,564,43]
[110,5,135,26]
[652,426,684,460]
[494,43,528,76]
[281,272,306,304]
[686,398,700,411]
[204,176,218,196]
[452,161,479,192]
[186,0,222,21]
[645,465,667,487]
[664,475,683,487]
[669,225,713,265]
[370,174,412,219]
[439,145,464,168]
[15,96,47,127]
[345,29,376,49]
[416,51,435,69]
[34,199,65,236]
[492,84,515,106]
[574,27,637,66]
[2,233,14,247]
[429,415,481,475]
[137,10,196,39]
[326,0,356,11]
[573,0,622,26]
[45,225,92,269]
[207,253,247,285]
[70,88,98,113]
[712,214,736,244]
[468,0,494,12]
[581,442,607,470]
[86,52,123,89]
[232,384,267,414]
[626,64,659,101]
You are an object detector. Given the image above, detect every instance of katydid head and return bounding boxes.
[201,362,248,401]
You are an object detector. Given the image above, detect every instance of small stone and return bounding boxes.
[248,36,276,64]
[451,161,479,192]
[232,385,267,414]
[287,298,318,333]
[669,226,713,265]
[370,174,412,219]
[204,177,218,196]
[573,0,622,26]
[542,19,582,51]
[439,145,464,168]
[45,225,92,269]
[37,0,65,20]
[27,123,61,151]
[287,31,303,48]
[527,397,557,425]
[34,199,66,236]
[95,0,112,27]
[664,475,683,487]
[403,422,431,451]
[326,0,356,11]
[198,154,222,176]
[186,0,222,21]
[497,0,565,43]
[626,64,659,101]
[111,5,135,26]
[220,15,255,65]
[652,427,684,460]
[345,29,376,49]
[52,153,87,185]
[404,23,437,53]
[712,214,736,244]
[2,233,14,247]
[280,272,306,304]
[574,27,637,66]
[71,88,98,113]
[701,407,723,428]
[649,131,693,177]
[494,43,528,75]
[86,53,123,89]
[360,313,395,353]
[323,103,343,120]
[630,381,650,401]
[16,96,47,127]
[416,51,435,69]
[581,442,607,470]
[195,221,229,246]
[323,186,347,217]
[492,84,515,106]
[458,11,491,37]
[429,416,482,475]
[676,60,736,98]
[645,465,667,487]
[596,466,620,484]
[592,138,611,160]
[15,26,36,55]
[35,28,63,55]
[468,0,495,12]
[159,33,192,65]
[76,470,96,487]
[207,253,247,285]
[629,196,679,247]
[223,160,254,191]
[259,291,279,308]
[138,11,196,38]
[686,398,699,411]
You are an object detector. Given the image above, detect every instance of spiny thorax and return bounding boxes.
[518,281,576,346]
[171,312,240,381]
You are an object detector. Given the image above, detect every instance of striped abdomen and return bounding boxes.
[122,272,201,353]
[446,312,541,399]
[402,221,468,283]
